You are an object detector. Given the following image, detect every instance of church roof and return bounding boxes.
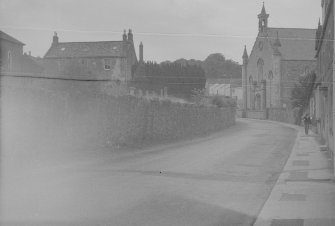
[44,41,129,59]
[267,27,316,61]
[0,30,25,45]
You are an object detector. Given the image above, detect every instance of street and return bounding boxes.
[1,119,297,225]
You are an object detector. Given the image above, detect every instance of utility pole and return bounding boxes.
[333,1,335,174]
[230,73,232,98]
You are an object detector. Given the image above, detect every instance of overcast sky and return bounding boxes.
[0,0,321,64]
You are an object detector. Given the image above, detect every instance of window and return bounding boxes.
[8,51,12,71]
[257,58,264,82]
[81,59,89,66]
[104,59,111,70]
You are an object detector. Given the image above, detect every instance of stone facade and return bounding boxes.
[0,30,43,74]
[242,4,316,120]
[0,31,24,73]
[314,0,334,169]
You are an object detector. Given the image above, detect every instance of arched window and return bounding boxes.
[268,71,273,80]
[249,76,253,87]
[8,51,12,72]
[257,59,264,82]
[255,93,261,110]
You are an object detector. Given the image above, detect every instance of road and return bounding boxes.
[1,119,297,226]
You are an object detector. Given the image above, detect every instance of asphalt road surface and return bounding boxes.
[1,119,297,226]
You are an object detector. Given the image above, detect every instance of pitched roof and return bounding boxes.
[206,78,242,86]
[0,30,25,45]
[44,41,129,58]
[266,28,316,61]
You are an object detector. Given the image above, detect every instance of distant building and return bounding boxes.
[206,78,242,106]
[0,30,43,74]
[242,4,316,118]
[43,29,141,81]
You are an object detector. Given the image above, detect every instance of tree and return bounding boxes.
[203,53,241,79]
[131,61,206,98]
[291,71,316,121]
[203,53,226,78]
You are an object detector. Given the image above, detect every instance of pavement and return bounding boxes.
[253,121,335,226]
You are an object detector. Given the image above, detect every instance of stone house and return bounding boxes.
[313,0,334,169]
[242,4,316,119]
[43,29,140,81]
[0,30,43,74]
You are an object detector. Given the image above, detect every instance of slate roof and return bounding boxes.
[266,28,316,61]
[206,78,242,87]
[44,41,128,59]
[0,30,25,45]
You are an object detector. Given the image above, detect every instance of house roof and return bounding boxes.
[44,41,129,59]
[266,28,316,61]
[0,30,25,45]
[206,78,242,87]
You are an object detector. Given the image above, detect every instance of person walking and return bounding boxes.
[303,114,312,135]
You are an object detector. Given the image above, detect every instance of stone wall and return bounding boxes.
[267,108,298,125]
[246,110,266,120]
[0,75,235,158]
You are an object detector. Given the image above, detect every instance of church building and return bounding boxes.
[242,4,317,119]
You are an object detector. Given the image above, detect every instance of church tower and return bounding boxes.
[258,3,269,33]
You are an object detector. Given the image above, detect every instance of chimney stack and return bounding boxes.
[122,29,127,41]
[139,42,143,63]
[52,32,59,45]
[127,29,133,42]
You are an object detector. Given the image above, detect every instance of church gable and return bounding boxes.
[247,35,274,83]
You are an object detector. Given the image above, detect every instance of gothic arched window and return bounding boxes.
[268,71,273,80]
[249,76,253,84]
[257,59,264,82]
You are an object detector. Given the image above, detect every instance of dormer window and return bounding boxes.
[104,59,111,70]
